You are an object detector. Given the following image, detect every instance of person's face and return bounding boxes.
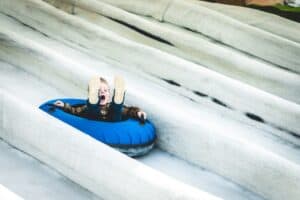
[98,83,110,106]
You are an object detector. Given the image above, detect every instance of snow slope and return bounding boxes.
[0,139,102,200]
[0,0,299,200]
[0,62,262,200]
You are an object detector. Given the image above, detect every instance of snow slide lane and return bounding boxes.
[0,1,300,200]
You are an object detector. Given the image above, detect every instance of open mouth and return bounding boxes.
[100,95,106,100]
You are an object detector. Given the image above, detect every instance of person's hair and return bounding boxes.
[99,77,109,86]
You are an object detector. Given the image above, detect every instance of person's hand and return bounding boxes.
[137,111,147,124]
[54,100,64,108]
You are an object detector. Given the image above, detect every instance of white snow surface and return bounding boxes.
[0,59,263,200]
[0,0,299,200]
[0,139,101,200]
[138,149,262,200]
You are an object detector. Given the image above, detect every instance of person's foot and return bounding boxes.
[88,76,101,104]
[113,75,126,104]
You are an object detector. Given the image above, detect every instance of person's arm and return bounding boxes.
[54,100,87,115]
[64,103,87,115]
[122,105,147,122]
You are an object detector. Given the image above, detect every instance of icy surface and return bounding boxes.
[0,1,299,199]
[139,149,263,200]
[0,139,101,200]
[0,58,264,200]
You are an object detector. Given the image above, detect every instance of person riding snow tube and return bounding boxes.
[39,98,156,157]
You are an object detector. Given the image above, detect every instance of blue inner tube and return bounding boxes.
[39,98,156,156]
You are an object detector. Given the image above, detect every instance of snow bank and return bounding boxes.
[43,0,300,104]
[195,0,300,44]
[1,14,300,200]
[0,185,23,200]
[99,0,300,73]
[1,1,300,200]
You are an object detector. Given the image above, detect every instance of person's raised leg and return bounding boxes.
[87,76,101,119]
[111,75,126,121]
[88,76,101,104]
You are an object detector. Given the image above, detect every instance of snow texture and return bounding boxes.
[0,0,299,200]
